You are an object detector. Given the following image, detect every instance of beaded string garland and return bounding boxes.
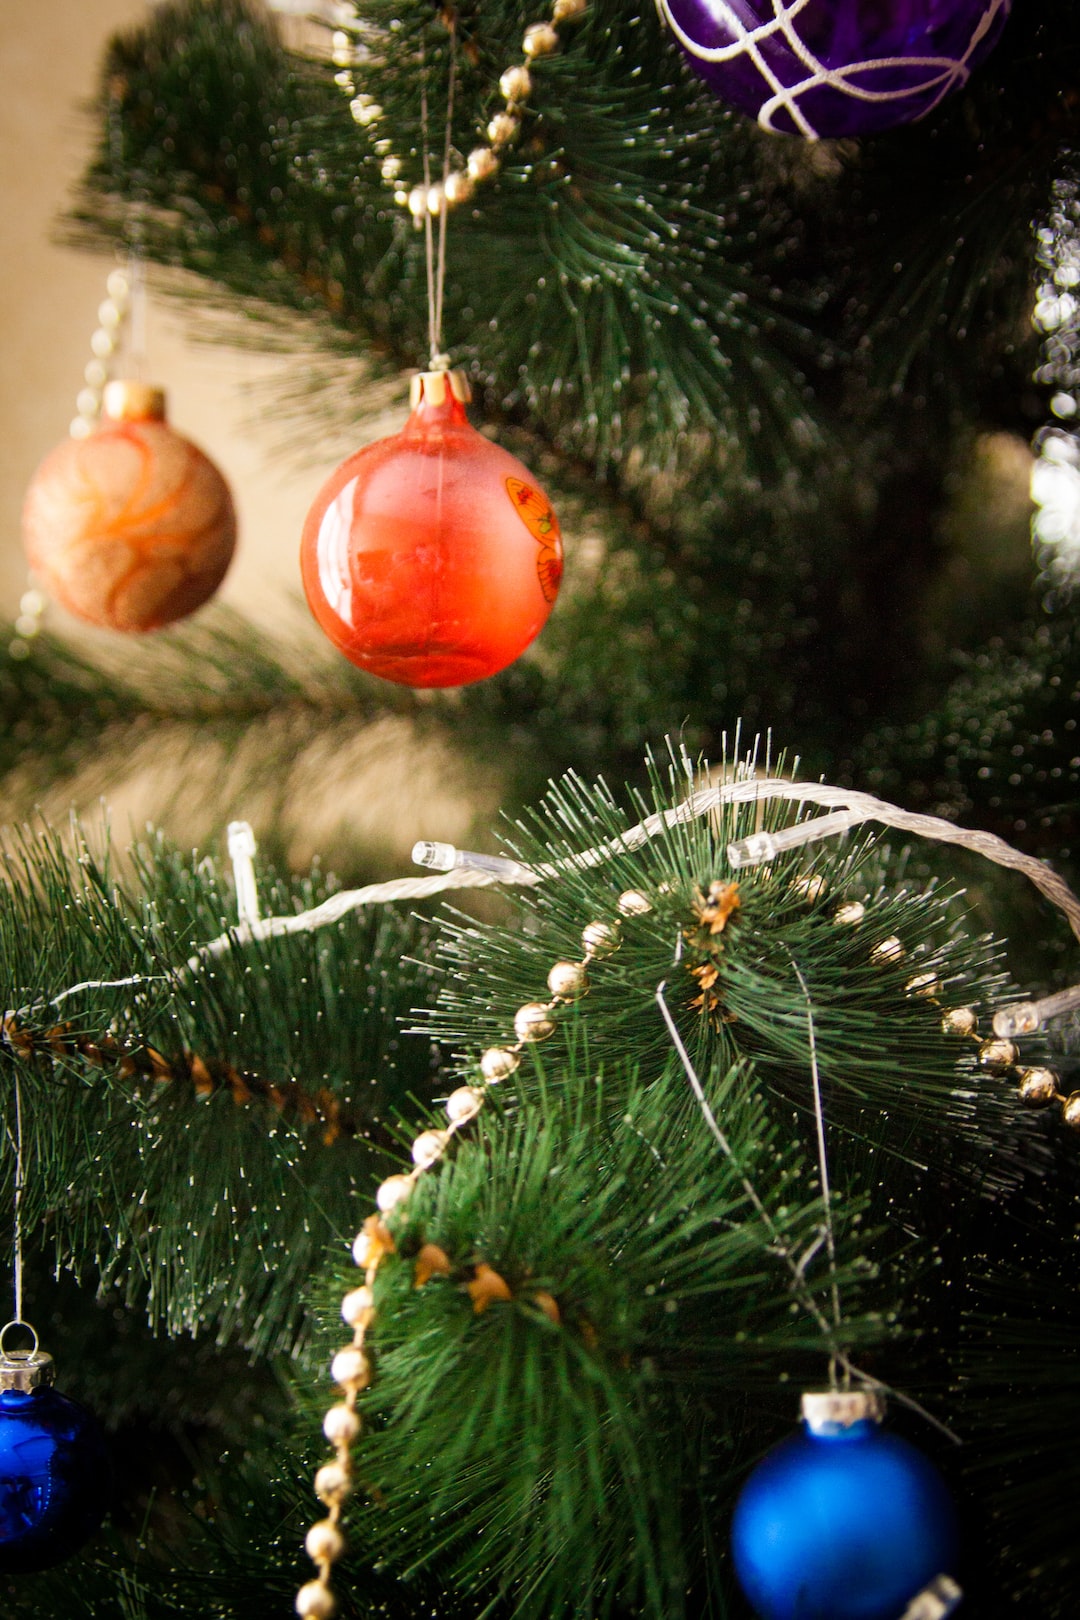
[328,0,586,228]
[9,263,138,660]
[296,899,630,1619]
[293,776,1080,1619]
[68,262,144,443]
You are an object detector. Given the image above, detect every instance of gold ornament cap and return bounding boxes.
[102,379,167,422]
[0,1323,55,1393]
[801,1388,885,1433]
[410,369,472,409]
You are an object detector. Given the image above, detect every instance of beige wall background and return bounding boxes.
[0,0,361,630]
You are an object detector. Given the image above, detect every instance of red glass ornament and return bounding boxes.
[22,381,236,633]
[300,370,563,688]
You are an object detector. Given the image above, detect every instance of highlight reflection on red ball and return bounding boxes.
[301,370,562,688]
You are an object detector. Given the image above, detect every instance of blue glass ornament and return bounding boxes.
[731,1391,958,1620]
[656,0,1012,139]
[0,1340,111,1573]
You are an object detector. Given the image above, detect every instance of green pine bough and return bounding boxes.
[68,0,1078,483]
[69,0,818,482]
[0,750,1077,1615]
[58,0,1080,800]
[299,753,1077,1620]
[0,822,442,1358]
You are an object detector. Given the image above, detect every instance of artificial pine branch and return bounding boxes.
[0,749,1074,1615]
[67,0,821,482]
[858,613,1080,863]
[314,1056,882,1620]
[281,751,1076,1619]
[424,753,1026,1171]
[0,819,442,1353]
[55,0,1075,786]
[64,0,1080,480]
[956,1271,1080,1620]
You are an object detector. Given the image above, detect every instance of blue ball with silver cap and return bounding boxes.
[0,1320,111,1573]
[731,1388,959,1620]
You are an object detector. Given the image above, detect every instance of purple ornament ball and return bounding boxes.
[658,0,1012,138]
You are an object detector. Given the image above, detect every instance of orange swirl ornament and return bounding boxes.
[22,381,236,633]
[300,370,563,688]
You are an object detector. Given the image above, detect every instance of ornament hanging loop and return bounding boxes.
[0,1320,54,1393]
[0,1320,39,1360]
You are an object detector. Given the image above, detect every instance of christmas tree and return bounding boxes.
[3,0,1080,1615]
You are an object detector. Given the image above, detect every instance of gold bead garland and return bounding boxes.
[978,1037,1019,1072]
[1017,1066,1060,1105]
[7,582,48,664]
[941,1005,977,1037]
[617,888,653,917]
[299,897,627,1617]
[329,0,587,223]
[833,896,1076,1130]
[935,995,1077,1127]
[789,873,827,903]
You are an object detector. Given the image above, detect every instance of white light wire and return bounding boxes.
[185,776,1080,973]
[6,776,1079,1033]
[228,820,262,928]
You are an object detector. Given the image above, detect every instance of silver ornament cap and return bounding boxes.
[0,1322,56,1392]
[801,1388,884,1434]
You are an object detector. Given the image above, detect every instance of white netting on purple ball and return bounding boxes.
[657,0,1010,138]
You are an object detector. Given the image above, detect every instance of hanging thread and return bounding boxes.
[656,968,850,1377]
[789,954,844,1389]
[433,23,457,365]
[655,968,959,1441]
[0,1074,33,1355]
[415,23,459,367]
[12,1076,23,1332]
